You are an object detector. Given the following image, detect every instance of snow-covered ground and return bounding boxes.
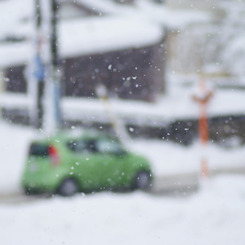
[0,123,35,194]
[129,139,245,176]
[0,106,245,245]
[0,175,245,245]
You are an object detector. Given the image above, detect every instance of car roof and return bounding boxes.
[31,130,120,145]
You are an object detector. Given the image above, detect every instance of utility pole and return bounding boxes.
[50,0,62,130]
[34,0,45,129]
[41,0,62,134]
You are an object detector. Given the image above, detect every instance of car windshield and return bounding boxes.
[68,138,124,154]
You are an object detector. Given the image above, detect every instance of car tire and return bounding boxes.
[132,171,152,190]
[23,186,36,195]
[58,178,79,196]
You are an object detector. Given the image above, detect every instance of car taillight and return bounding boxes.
[48,145,60,167]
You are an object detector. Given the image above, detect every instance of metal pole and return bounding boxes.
[51,0,58,68]
[50,0,62,130]
[36,0,41,28]
[35,0,45,129]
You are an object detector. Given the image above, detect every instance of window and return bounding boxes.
[67,140,98,153]
[96,139,125,154]
[29,143,49,157]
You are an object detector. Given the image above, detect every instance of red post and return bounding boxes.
[193,76,213,178]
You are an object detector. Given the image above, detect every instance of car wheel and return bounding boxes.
[58,178,79,196]
[132,171,151,190]
[23,186,36,195]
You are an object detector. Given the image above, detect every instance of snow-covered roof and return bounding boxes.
[0,0,210,68]
[134,0,210,29]
[0,43,30,68]
[0,0,167,68]
[0,14,164,68]
[0,0,135,40]
[59,16,164,59]
[0,0,34,38]
[75,0,128,15]
[0,0,210,38]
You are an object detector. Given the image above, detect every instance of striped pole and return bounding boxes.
[193,75,213,178]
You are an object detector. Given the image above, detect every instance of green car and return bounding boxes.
[21,131,153,196]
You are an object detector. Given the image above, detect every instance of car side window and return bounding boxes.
[85,140,98,153]
[67,140,86,152]
[96,139,124,154]
[67,140,98,154]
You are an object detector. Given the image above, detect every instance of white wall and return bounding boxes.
[166,0,219,11]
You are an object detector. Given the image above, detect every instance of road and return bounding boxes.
[1,166,245,205]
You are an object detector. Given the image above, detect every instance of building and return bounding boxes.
[0,0,166,106]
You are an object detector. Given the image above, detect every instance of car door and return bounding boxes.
[66,139,102,190]
[94,138,126,189]
[67,138,126,191]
